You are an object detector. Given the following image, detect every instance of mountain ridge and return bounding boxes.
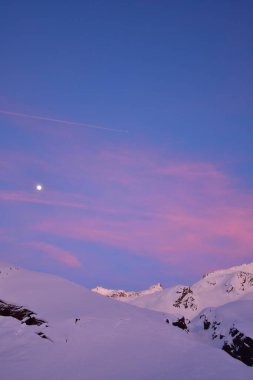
[94,262,253,318]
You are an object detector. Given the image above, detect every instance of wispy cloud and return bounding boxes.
[1,143,253,274]
[23,241,81,268]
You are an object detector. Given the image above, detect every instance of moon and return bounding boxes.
[36,184,43,191]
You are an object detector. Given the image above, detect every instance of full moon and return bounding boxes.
[36,184,43,191]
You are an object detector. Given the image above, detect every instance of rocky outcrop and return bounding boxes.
[222,327,253,367]
[172,317,189,331]
[173,287,197,311]
[0,299,46,326]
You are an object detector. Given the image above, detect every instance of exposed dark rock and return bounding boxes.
[173,287,197,311]
[226,272,253,294]
[198,314,253,367]
[230,327,240,338]
[200,316,211,330]
[36,331,53,342]
[111,292,127,298]
[0,299,46,326]
[173,287,192,307]
[36,332,48,339]
[172,317,188,331]
[206,280,216,286]
[223,329,253,367]
[200,314,221,334]
[226,285,234,293]
[25,316,45,326]
[203,320,211,330]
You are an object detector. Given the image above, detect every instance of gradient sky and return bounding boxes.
[0,1,253,289]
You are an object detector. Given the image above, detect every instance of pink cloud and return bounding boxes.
[35,198,253,270]
[1,141,253,274]
[159,162,226,179]
[23,241,81,268]
[0,189,139,218]
[0,190,89,208]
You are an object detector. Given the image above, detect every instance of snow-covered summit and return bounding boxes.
[203,262,253,279]
[92,282,164,299]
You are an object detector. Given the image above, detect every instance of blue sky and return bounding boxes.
[0,1,253,289]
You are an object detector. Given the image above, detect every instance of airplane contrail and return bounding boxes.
[0,109,128,133]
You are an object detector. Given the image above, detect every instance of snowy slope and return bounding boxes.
[188,296,253,366]
[0,264,251,379]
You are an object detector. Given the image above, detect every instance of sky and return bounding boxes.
[0,0,253,289]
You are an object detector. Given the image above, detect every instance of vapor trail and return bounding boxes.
[0,109,128,133]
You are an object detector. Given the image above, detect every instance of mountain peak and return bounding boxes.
[92,283,164,299]
[203,262,253,279]
[149,283,164,290]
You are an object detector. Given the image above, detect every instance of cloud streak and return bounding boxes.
[0,109,128,133]
[23,241,81,268]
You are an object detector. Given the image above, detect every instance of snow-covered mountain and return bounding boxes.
[92,282,163,299]
[94,262,253,367]
[98,262,253,318]
[1,263,252,379]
